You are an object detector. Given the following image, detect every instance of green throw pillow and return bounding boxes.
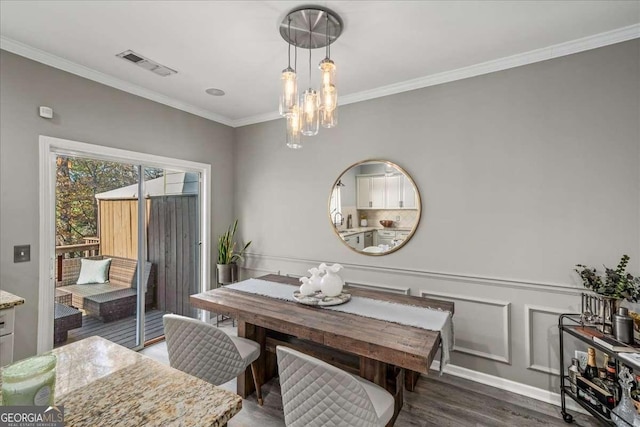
[76,258,111,285]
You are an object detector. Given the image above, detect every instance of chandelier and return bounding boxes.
[279,6,343,149]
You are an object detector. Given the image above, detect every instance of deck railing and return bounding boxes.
[55,241,100,282]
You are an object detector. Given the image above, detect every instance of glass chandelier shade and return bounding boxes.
[279,67,298,117]
[286,105,303,149]
[301,89,320,136]
[321,103,338,128]
[319,58,337,113]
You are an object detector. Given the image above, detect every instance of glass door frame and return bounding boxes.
[38,136,211,353]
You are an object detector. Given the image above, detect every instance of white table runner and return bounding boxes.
[226,278,453,372]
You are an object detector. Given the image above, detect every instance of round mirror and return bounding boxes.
[328,160,421,256]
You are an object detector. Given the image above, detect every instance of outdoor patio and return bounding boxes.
[52,169,200,348]
[58,309,167,349]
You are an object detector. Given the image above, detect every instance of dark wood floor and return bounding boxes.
[60,309,166,349]
[219,372,600,427]
[396,373,598,427]
[141,320,600,427]
[220,374,599,427]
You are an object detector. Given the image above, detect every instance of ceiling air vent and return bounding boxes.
[116,50,177,77]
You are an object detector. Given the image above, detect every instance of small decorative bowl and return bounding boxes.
[379,220,394,228]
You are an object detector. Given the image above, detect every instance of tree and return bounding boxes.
[56,156,163,245]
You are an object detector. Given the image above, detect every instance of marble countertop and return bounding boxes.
[337,226,413,237]
[0,290,25,310]
[1,336,242,426]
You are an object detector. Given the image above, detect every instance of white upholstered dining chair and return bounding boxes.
[163,314,263,405]
[276,346,394,427]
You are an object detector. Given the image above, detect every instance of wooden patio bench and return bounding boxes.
[57,256,155,322]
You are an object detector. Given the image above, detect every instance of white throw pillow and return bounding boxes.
[76,258,111,285]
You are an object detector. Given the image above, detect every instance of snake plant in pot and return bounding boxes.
[216,220,251,285]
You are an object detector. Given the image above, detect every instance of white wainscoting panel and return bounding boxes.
[346,281,410,295]
[525,305,566,375]
[245,267,411,295]
[240,266,280,281]
[243,253,584,295]
[421,291,512,364]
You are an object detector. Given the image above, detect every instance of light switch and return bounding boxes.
[14,245,30,263]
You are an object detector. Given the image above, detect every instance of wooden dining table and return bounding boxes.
[190,274,454,426]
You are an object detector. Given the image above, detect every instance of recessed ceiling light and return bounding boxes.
[205,88,225,96]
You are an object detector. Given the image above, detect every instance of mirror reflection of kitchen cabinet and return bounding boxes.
[377,229,396,247]
[385,174,417,209]
[344,235,354,247]
[357,176,385,209]
[395,230,411,245]
[364,231,373,247]
[401,175,417,209]
[344,233,365,250]
[385,175,401,208]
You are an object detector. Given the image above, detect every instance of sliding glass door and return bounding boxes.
[54,155,201,350]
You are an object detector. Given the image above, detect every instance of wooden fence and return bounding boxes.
[147,195,198,317]
[60,195,198,317]
[98,199,151,259]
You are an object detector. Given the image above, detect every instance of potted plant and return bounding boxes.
[575,255,639,302]
[576,255,640,333]
[217,220,251,285]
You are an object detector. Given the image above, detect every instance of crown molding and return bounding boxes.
[2,23,639,129]
[0,36,235,127]
[233,110,282,128]
[234,23,640,127]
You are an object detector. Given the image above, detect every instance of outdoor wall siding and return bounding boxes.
[233,40,640,394]
[0,50,235,360]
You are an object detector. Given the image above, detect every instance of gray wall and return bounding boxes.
[1,39,638,397]
[0,50,236,360]
[234,40,640,393]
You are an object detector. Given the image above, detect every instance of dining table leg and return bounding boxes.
[237,321,267,399]
[360,357,403,426]
[405,370,420,392]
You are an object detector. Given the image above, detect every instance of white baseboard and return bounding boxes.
[431,360,588,416]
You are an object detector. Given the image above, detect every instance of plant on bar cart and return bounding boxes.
[576,255,640,333]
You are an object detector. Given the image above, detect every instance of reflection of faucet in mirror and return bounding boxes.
[331,180,345,227]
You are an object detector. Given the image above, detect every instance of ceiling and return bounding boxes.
[1,1,639,127]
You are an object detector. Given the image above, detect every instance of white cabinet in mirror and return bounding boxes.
[329,160,421,256]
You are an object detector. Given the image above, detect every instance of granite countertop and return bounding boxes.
[1,336,242,426]
[337,226,413,237]
[0,290,25,310]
